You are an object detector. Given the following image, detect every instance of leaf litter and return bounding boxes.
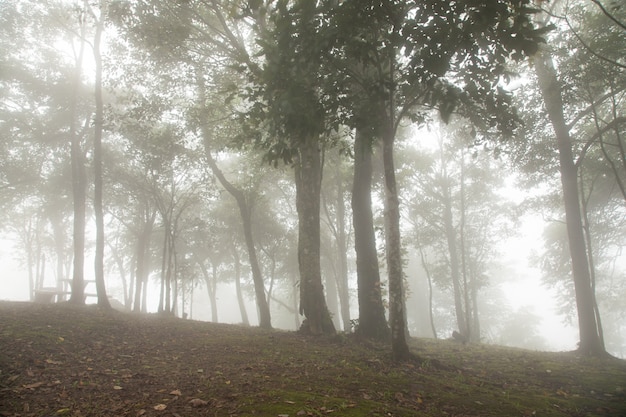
[0,301,625,417]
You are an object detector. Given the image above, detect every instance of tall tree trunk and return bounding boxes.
[332,160,351,332]
[92,1,110,309]
[443,180,467,337]
[382,122,410,360]
[69,10,87,305]
[534,48,605,356]
[296,134,335,335]
[352,128,389,340]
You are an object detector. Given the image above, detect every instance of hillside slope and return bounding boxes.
[0,302,624,416]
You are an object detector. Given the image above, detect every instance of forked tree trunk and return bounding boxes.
[296,133,335,335]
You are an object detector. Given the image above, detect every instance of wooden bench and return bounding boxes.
[34,287,97,303]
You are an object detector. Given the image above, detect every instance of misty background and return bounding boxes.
[1,0,624,358]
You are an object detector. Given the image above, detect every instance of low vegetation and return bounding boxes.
[0,302,624,416]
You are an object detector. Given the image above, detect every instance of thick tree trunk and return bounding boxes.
[352,128,389,340]
[382,125,410,360]
[296,134,335,335]
[534,48,605,356]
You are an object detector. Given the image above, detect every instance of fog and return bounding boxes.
[1,0,625,360]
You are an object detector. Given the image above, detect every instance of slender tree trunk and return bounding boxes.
[382,122,410,360]
[92,2,110,309]
[534,48,605,356]
[333,161,351,332]
[295,134,335,335]
[208,261,219,322]
[69,13,87,305]
[416,235,437,339]
[134,209,154,312]
[50,215,66,300]
[352,128,389,340]
[26,220,35,301]
[459,150,472,341]
[443,186,467,336]
[232,242,250,326]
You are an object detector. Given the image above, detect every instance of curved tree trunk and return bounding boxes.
[534,47,605,357]
[352,128,389,340]
[195,73,272,329]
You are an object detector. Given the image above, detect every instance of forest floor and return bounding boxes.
[0,302,625,417]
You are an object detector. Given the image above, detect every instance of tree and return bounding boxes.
[251,1,336,335]
[526,0,625,356]
[328,0,545,359]
[194,69,272,329]
[89,0,111,308]
[351,128,390,339]
[403,121,515,343]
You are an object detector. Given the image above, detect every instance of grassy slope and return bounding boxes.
[0,301,624,417]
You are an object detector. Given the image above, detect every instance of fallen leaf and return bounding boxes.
[23,382,44,389]
[113,385,123,390]
[153,404,167,411]
[56,408,71,415]
[136,409,146,416]
[170,389,182,396]
[189,398,208,407]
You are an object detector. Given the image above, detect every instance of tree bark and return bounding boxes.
[382,123,410,360]
[352,128,389,340]
[534,48,605,356]
[295,133,335,335]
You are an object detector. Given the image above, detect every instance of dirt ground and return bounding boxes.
[1,301,625,417]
